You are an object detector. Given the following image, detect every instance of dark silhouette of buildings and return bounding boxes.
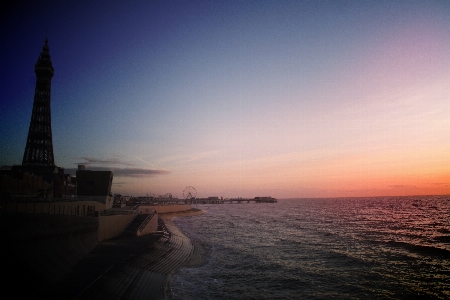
[2,38,111,202]
[1,38,74,198]
[11,38,60,183]
[76,164,113,199]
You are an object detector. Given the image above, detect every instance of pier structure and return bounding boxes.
[187,196,277,204]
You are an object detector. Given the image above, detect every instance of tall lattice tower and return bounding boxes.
[22,38,55,166]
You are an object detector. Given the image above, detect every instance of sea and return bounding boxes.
[167,195,449,300]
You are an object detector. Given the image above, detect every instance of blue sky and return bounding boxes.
[1,0,449,198]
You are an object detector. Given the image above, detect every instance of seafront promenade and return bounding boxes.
[2,208,205,300]
[40,209,205,300]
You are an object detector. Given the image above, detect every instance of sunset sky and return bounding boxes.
[1,1,449,199]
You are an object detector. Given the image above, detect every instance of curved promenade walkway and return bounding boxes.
[40,209,205,300]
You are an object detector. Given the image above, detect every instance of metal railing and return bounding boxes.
[137,210,157,233]
[98,205,140,216]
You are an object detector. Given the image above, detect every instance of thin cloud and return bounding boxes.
[64,166,170,177]
[131,156,154,167]
[389,185,408,189]
[79,157,134,166]
[159,150,221,165]
[111,167,170,177]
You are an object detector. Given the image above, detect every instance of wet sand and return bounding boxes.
[38,208,206,300]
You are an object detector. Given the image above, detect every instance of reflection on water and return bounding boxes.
[168,195,450,300]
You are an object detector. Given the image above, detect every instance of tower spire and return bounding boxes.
[22,38,55,166]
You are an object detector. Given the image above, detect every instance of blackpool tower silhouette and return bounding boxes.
[22,38,55,167]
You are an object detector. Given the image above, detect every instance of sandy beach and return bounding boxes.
[35,208,206,300]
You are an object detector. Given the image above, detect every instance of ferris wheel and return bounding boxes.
[183,186,197,199]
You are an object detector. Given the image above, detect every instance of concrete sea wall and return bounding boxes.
[1,212,100,293]
[0,203,192,294]
[2,200,100,216]
[98,214,136,241]
[138,213,159,236]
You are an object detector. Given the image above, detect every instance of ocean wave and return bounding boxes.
[386,240,450,258]
[169,196,450,299]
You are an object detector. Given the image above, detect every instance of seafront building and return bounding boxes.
[1,38,276,239]
[1,38,74,199]
[1,38,280,299]
[0,38,192,238]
